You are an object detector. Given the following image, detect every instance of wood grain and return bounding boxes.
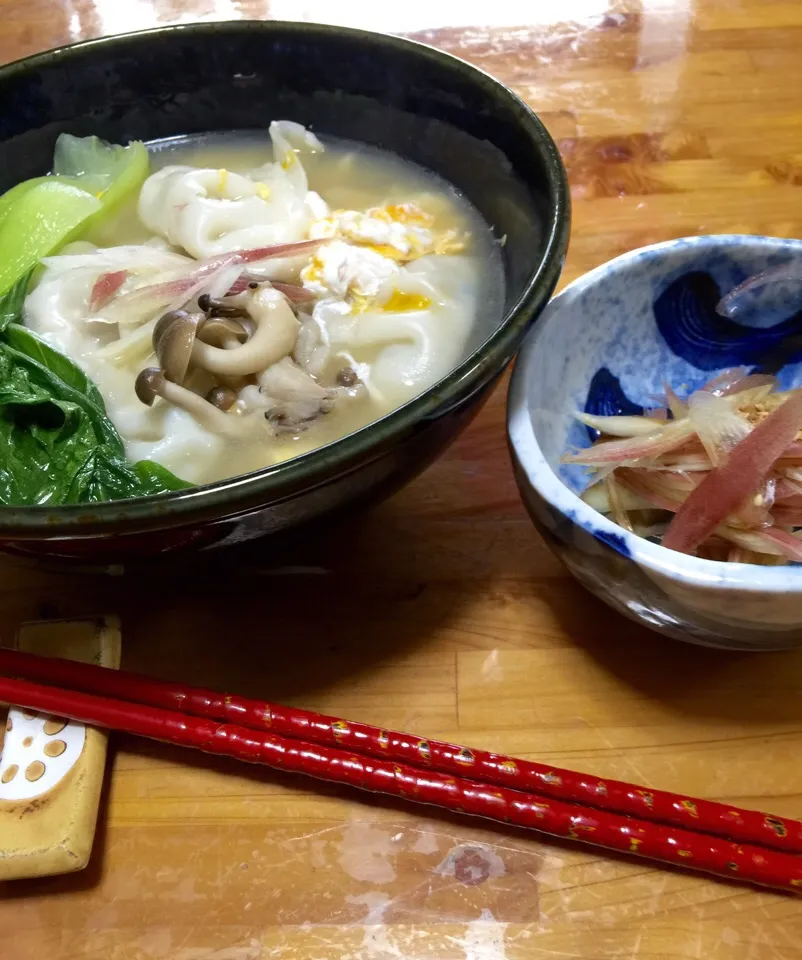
[3,1,802,957]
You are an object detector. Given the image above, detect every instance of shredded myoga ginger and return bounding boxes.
[564,368,802,564]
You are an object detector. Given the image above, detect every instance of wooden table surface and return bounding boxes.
[3,1,802,957]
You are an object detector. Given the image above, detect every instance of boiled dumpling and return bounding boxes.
[138,121,325,259]
[319,255,477,405]
[250,120,322,197]
[24,242,192,355]
[24,244,274,485]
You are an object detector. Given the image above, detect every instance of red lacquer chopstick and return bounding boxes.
[0,647,798,855]
[1,673,802,894]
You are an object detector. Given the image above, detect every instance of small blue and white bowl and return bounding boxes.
[508,235,802,651]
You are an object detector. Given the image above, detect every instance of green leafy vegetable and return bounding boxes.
[0,134,149,296]
[53,135,149,213]
[4,323,108,414]
[0,181,101,296]
[0,289,188,506]
[0,269,35,334]
[0,133,187,505]
[0,176,88,232]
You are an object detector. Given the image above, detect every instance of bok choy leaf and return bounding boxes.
[0,281,188,506]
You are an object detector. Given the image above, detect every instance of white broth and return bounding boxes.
[24,123,504,486]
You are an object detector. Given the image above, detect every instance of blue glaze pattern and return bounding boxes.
[654,271,802,371]
[593,529,631,556]
[584,368,644,440]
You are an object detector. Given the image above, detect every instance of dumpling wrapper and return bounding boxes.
[138,121,325,262]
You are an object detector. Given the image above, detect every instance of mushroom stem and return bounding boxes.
[191,286,299,377]
[197,316,250,350]
[134,367,247,437]
[159,379,238,433]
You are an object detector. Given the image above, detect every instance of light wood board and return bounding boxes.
[2,1,802,957]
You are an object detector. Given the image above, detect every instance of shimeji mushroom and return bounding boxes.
[259,356,335,427]
[197,293,250,319]
[152,309,202,383]
[205,385,239,411]
[191,286,299,377]
[134,368,245,436]
[141,307,251,418]
[197,316,250,350]
[336,366,359,387]
[134,282,342,435]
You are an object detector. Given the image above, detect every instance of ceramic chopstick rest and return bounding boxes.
[0,617,120,879]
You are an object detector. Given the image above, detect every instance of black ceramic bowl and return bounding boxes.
[0,21,569,562]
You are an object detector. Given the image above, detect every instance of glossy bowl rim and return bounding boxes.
[508,233,802,594]
[0,19,569,538]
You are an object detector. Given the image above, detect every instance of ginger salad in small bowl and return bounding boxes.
[509,234,802,651]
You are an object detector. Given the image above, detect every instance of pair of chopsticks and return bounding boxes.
[1,648,801,894]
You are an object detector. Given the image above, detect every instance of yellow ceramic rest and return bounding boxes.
[0,617,120,880]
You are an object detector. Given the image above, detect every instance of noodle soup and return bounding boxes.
[21,123,503,490]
